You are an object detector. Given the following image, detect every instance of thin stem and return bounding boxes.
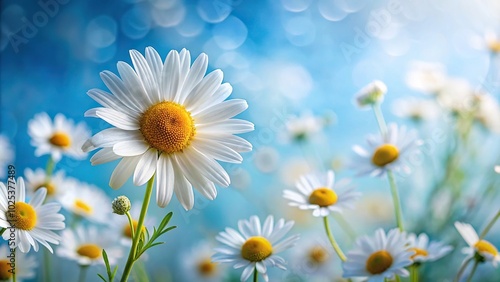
[479,209,500,239]
[125,211,135,240]
[454,257,473,282]
[45,157,55,179]
[253,267,258,282]
[387,170,404,231]
[78,265,88,282]
[465,260,479,282]
[43,248,51,282]
[120,176,155,282]
[372,103,388,137]
[410,265,419,282]
[323,216,347,262]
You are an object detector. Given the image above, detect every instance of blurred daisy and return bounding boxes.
[181,241,224,282]
[212,215,300,282]
[57,225,123,266]
[0,135,14,179]
[485,31,500,54]
[24,168,74,199]
[474,93,500,134]
[406,61,447,94]
[407,233,453,264]
[0,244,37,281]
[0,178,65,253]
[455,222,500,266]
[283,170,361,217]
[351,123,422,177]
[285,112,324,142]
[342,228,413,281]
[495,165,500,174]
[435,78,474,114]
[28,112,90,162]
[289,236,335,278]
[58,180,112,224]
[82,47,253,210]
[354,80,387,109]
[392,98,441,122]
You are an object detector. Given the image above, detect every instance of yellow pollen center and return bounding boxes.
[366,250,393,274]
[74,199,93,214]
[7,202,37,231]
[49,132,71,148]
[475,240,499,257]
[35,182,56,196]
[140,101,195,154]
[308,246,329,265]
[372,144,399,167]
[410,247,428,259]
[489,41,500,53]
[0,259,12,280]
[197,258,218,277]
[76,244,102,260]
[122,220,146,239]
[308,188,338,207]
[241,236,273,262]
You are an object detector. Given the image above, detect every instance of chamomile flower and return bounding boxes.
[24,168,74,199]
[473,93,500,134]
[407,233,453,264]
[28,112,90,162]
[392,98,441,122]
[455,222,500,266]
[342,228,413,281]
[351,123,422,177]
[289,235,335,278]
[0,178,65,253]
[283,170,361,217]
[0,244,38,281]
[0,135,14,179]
[212,215,300,282]
[182,241,224,282]
[485,31,500,54]
[406,61,447,94]
[354,80,387,109]
[57,225,123,266]
[82,47,253,210]
[58,180,112,224]
[285,112,324,142]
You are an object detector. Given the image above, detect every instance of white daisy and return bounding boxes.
[82,47,253,210]
[288,235,335,279]
[405,61,447,94]
[24,168,75,199]
[0,244,38,281]
[435,78,475,114]
[351,123,422,177]
[354,80,387,109]
[485,31,500,54]
[0,177,65,253]
[392,98,441,122]
[58,180,112,224]
[28,112,90,162]
[342,228,413,281]
[283,170,361,217]
[473,93,500,134]
[181,241,225,282]
[407,233,453,264]
[455,222,500,266]
[57,225,123,266]
[212,215,300,282]
[0,135,14,180]
[285,112,324,142]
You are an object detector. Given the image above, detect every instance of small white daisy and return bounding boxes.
[474,93,500,134]
[288,235,335,278]
[284,112,324,142]
[283,170,361,217]
[342,228,413,281]
[351,123,422,177]
[82,47,253,210]
[58,180,112,224]
[0,135,14,180]
[28,112,90,162]
[24,168,75,200]
[0,177,65,253]
[435,78,475,113]
[455,222,500,266]
[57,225,123,266]
[0,244,38,281]
[392,98,441,122]
[354,80,387,109]
[407,233,453,264]
[212,215,300,282]
[406,61,447,94]
[181,241,225,282]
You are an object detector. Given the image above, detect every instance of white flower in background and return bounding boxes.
[435,78,474,113]
[285,112,324,142]
[57,225,123,266]
[283,170,361,217]
[24,168,75,199]
[407,233,453,264]
[342,228,413,281]
[392,98,441,121]
[82,47,253,210]
[354,80,387,109]
[0,135,14,179]
[253,146,280,173]
[0,178,65,253]
[288,235,335,278]
[351,123,422,177]
[280,158,315,186]
[455,222,500,266]
[406,62,447,94]
[485,31,500,54]
[212,215,300,282]
[181,241,225,282]
[0,245,38,281]
[58,180,112,224]
[495,165,500,174]
[28,113,90,162]
[474,93,500,134]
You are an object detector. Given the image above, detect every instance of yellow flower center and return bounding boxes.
[489,41,500,53]
[140,101,195,154]
[197,258,218,277]
[475,240,499,257]
[122,220,146,239]
[308,188,338,207]
[74,199,93,214]
[35,182,56,196]
[7,202,37,230]
[49,132,71,148]
[372,144,399,167]
[241,236,273,262]
[76,244,102,260]
[366,250,393,275]
[410,247,428,259]
[308,246,329,265]
[0,259,12,280]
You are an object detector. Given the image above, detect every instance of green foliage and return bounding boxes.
[98,249,118,282]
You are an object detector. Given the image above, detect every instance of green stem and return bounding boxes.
[387,170,404,231]
[410,265,419,282]
[0,228,5,236]
[120,175,155,282]
[253,267,258,282]
[465,260,479,282]
[479,209,500,239]
[78,265,88,282]
[43,248,51,282]
[45,157,55,179]
[125,211,135,240]
[454,257,473,282]
[323,216,347,261]
[372,103,388,137]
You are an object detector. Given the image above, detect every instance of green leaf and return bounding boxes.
[134,212,176,260]
[97,274,107,282]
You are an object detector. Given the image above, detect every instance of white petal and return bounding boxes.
[133,148,158,186]
[90,148,121,165]
[160,50,180,101]
[185,69,222,111]
[117,61,151,109]
[109,155,141,189]
[96,108,140,130]
[194,99,248,123]
[113,140,149,156]
[181,53,208,105]
[130,49,157,104]
[172,160,194,210]
[156,155,175,208]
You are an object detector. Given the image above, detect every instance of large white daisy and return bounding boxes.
[407,233,453,264]
[82,47,253,210]
[28,112,90,162]
[342,228,413,281]
[212,215,300,282]
[283,170,361,217]
[0,178,65,253]
[0,244,38,281]
[0,135,14,180]
[351,123,422,177]
[455,222,500,266]
[24,168,75,200]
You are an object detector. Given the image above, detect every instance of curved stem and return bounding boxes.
[479,209,500,239]
[465,260,479,282]
[253,267,258,282]
[387,170,404,231]
[78,265,88,282]
[125,211,135,240]
[323,216,347,262]
[454,257,473,282]
[120,175,155,282]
